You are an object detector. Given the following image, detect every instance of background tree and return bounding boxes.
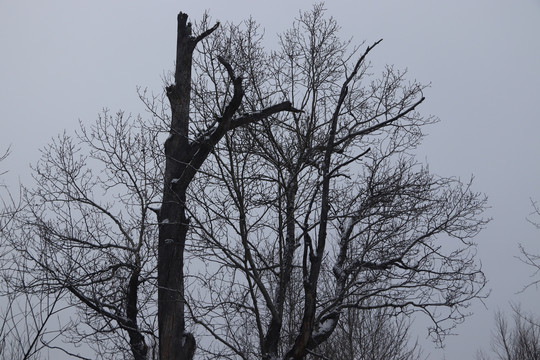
[476,307,540,360]
[185,5,488,359]
[312,300,423,360]
[475,200,540,360]
[519,199,540,291]
[0,147,14,234]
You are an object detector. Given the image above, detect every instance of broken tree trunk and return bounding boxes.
[157,12,300,360]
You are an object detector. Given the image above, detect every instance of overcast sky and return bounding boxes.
[1,1,539,358]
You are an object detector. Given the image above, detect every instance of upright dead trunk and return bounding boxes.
[157,12,194,360]
[158,12,299,360]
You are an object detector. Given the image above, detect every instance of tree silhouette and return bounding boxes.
[6,5,488,360]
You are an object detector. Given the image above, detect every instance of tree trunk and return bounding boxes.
[158,12,197,360]
[126,270,149,360]
[157,12,299,360]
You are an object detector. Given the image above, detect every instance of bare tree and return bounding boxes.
[0,147,14,234]
[185,5,488,359]
[7,5,488,360]
[477,307,540,360]
[0,290,66,360]
[0,148,9,175]
[311,301,423,360]
[11,111,163,360]
[1,149,66,360]
[519,199,540,292]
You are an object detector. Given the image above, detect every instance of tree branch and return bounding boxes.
[194,22,220,44]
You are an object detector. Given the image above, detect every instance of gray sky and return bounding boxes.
[1,1,539,358]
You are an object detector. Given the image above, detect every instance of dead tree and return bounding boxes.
[157,12,300,360]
